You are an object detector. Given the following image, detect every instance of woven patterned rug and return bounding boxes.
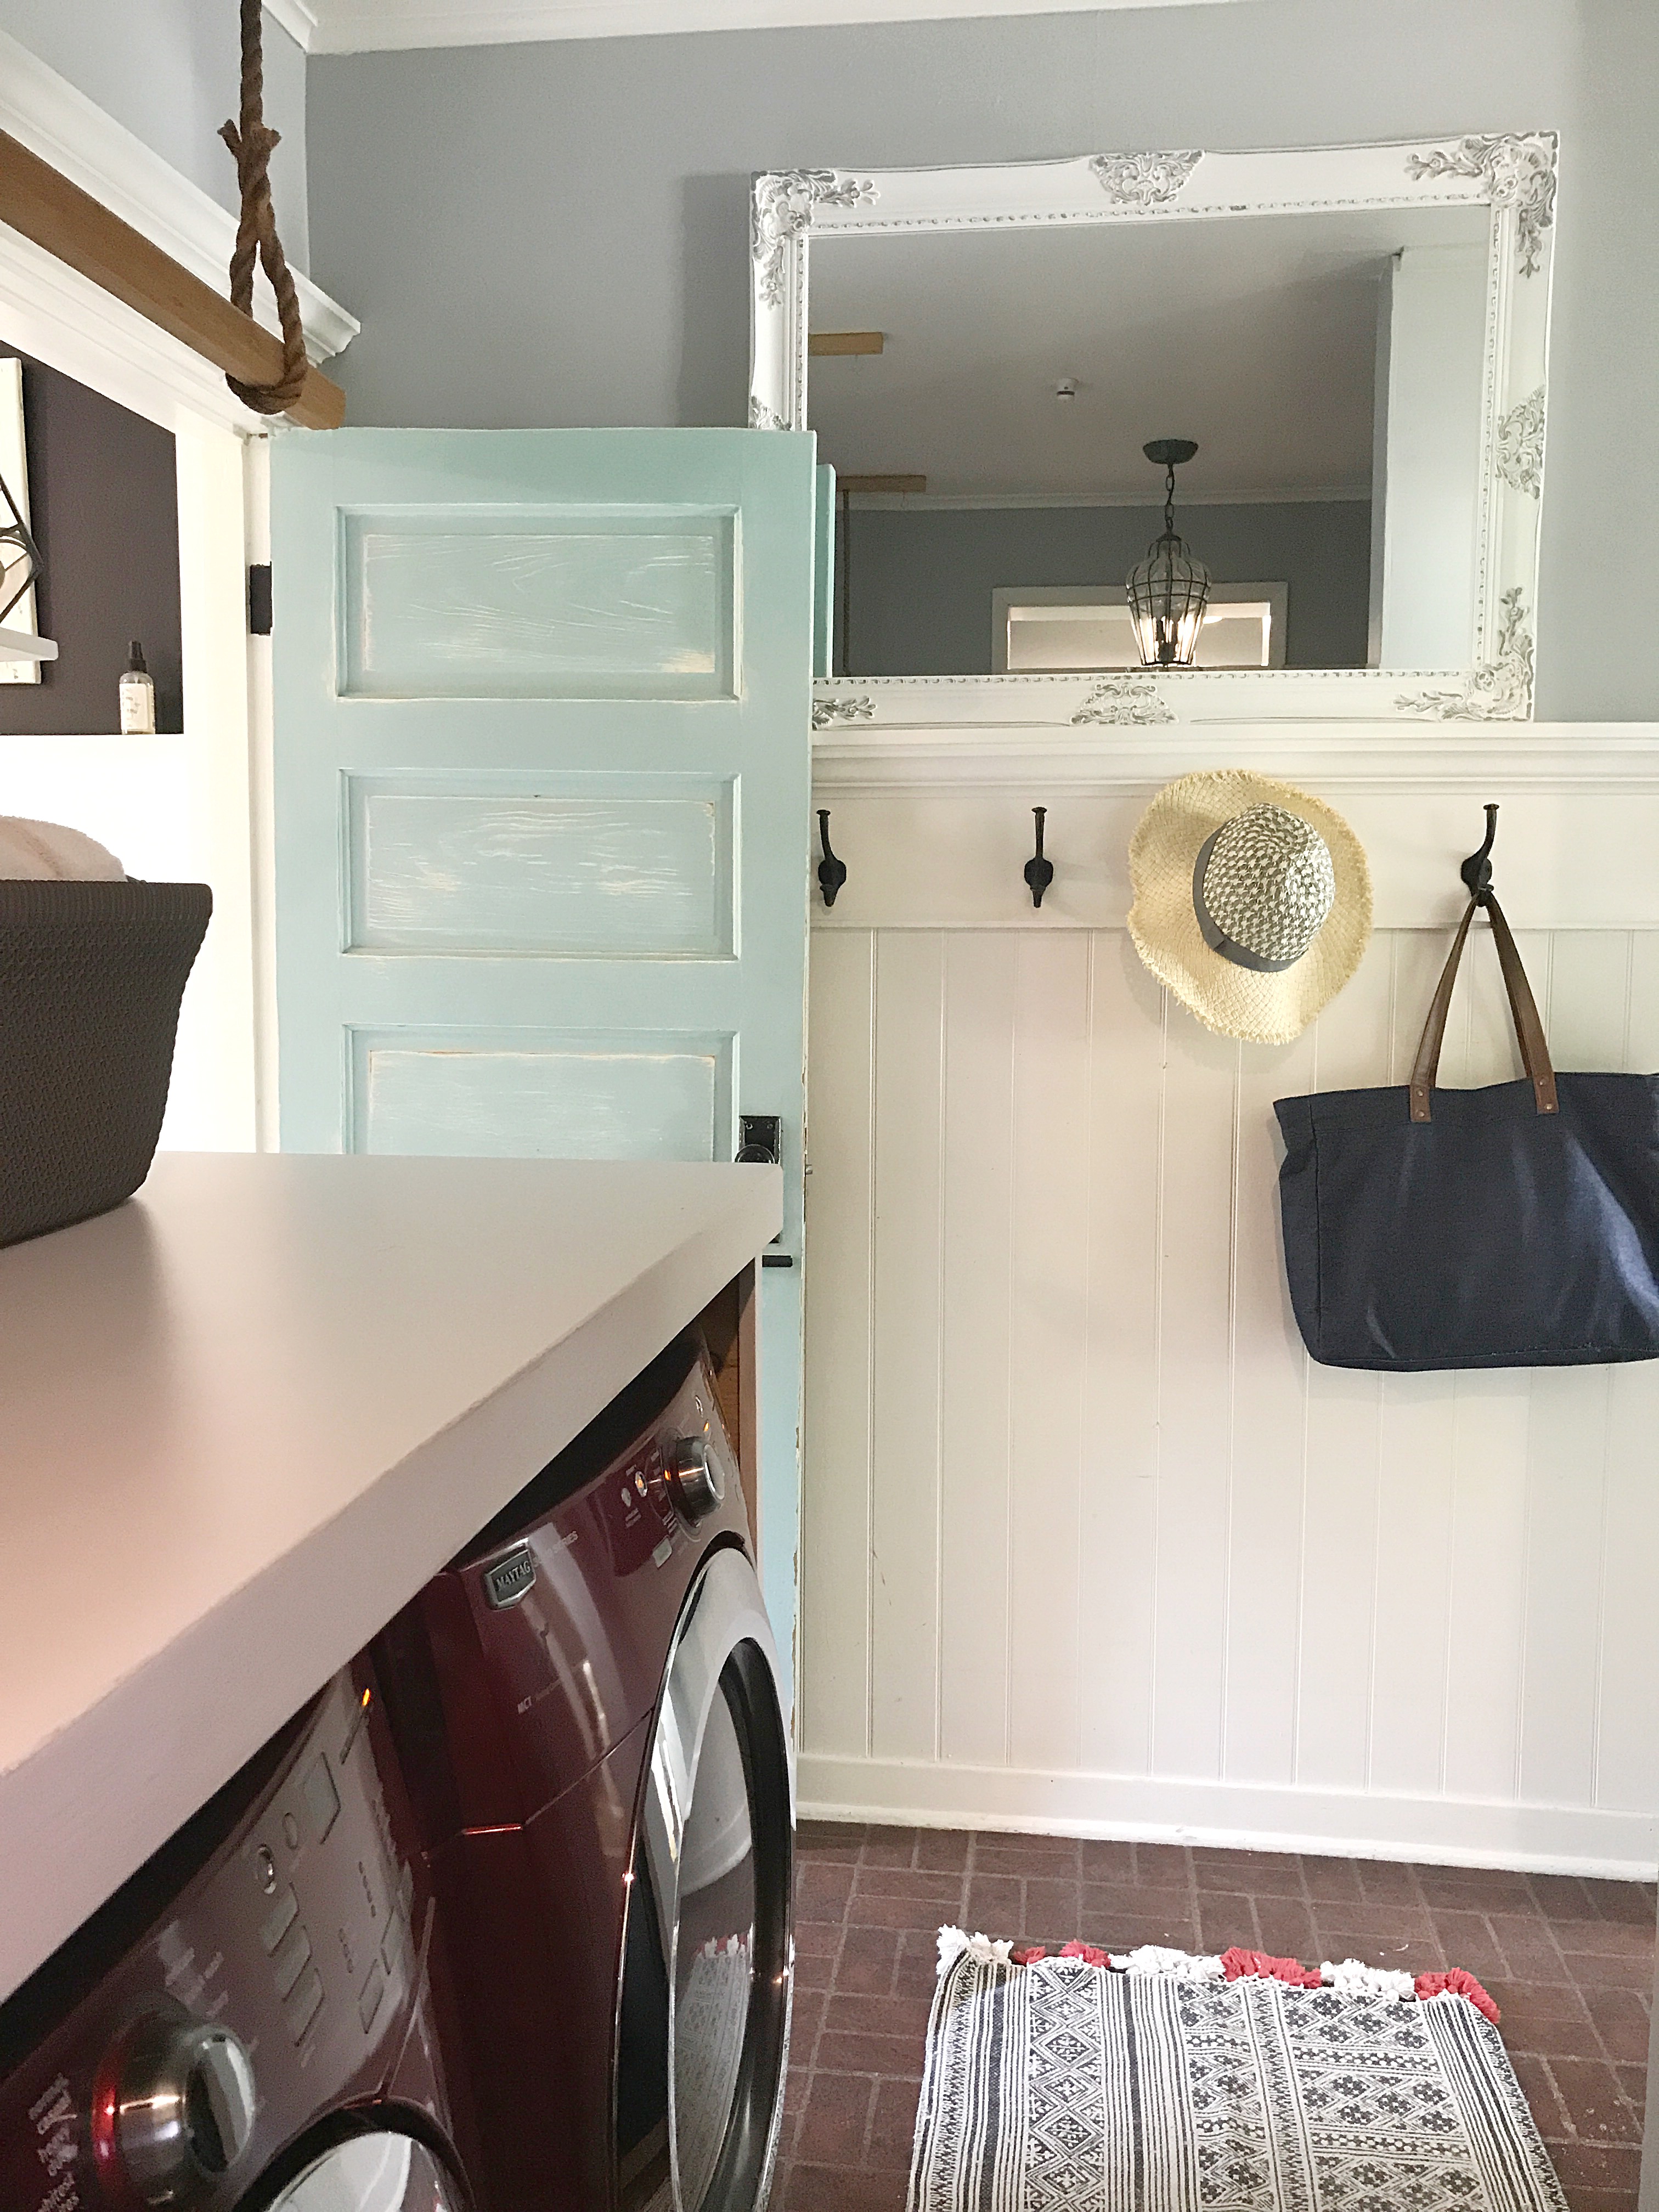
[908,1931,1567,2212]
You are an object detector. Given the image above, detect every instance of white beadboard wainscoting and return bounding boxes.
[799,725,1659,1875]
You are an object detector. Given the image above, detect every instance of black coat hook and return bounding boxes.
[817,809,848,909]
[1024,806,1054,909]
[1460,801,1499,904]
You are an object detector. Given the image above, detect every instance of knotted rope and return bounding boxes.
[219,0,308,414]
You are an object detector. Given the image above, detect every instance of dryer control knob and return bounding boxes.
[101,2008,257,2205]
[667,1434,725,1523]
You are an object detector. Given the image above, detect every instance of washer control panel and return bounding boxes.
[235,1681,416,2067]
[444,1350,748,1827]
[0,1668,421,2212]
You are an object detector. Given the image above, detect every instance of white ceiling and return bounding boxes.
[807,205,1490,503]
[287,0,1240,57]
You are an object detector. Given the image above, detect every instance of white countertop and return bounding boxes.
[0,1153,781,2005]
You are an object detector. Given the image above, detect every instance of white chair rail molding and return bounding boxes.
[800,718,1659,1878]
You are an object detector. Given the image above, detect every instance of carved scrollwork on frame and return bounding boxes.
[812,695,877,730]
[1070,674,1176,726]
[1406,134,1558,276]
[754,139,1551,724]
[1496,386,1546,496]
[1087,149,1203,210]
[1397,590,1534,721]
[752,170,878,308]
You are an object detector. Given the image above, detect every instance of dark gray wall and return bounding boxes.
[839,500,1371,675]
[0,2,309,266]
[306,0,1659,719]
[0,352,183,737]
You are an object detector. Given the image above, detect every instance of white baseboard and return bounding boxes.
[798,1754,1659,1882]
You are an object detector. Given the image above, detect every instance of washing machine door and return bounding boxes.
[254,2129,462,2211]
[617,1546,794,2212]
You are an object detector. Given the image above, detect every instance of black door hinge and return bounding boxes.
[736,1115,781,1166]
[247,564,272,636]
[736,1115,790,1259]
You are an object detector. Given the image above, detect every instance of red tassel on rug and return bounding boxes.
[1415,1968,1501,2024]
[976,1927,1499,2025]
[1221,1948,1323,1989]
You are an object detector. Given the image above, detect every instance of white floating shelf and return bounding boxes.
[0,627,57,662]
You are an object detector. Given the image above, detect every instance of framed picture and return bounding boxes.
[0,353,41,685]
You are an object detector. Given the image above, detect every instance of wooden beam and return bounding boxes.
[838,473,926,494]
[0,132,345,431]
[810,330,884,357]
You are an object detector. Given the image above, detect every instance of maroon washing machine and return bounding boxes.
[373,1331,794,2212]
[0,1658,482,2212]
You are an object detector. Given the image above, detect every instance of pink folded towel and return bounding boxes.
[0,816,125,879]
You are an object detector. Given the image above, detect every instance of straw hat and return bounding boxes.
[1127,770,1372,1044]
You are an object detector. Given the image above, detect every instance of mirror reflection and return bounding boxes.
[808,203,1491,679]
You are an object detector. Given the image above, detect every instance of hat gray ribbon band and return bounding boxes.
[1192,829,1304,973]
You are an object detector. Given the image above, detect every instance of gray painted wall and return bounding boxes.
[839,501,1371,676]
[305,0,1659,718]
[0,1,308,267]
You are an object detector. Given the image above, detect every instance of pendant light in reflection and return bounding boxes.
[1127,438,1211,669]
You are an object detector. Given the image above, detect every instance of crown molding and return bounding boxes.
[811,721,1659,797]
[307,0,1237,55]
[0,214,266,435]
[0,26,357,363]
[264,0,320,51]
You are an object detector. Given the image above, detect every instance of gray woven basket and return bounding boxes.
[0,879,212,1246]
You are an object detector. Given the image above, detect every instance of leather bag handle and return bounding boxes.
[1409,892,1558,1122]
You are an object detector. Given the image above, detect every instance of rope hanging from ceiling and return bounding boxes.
[219,0,309,414]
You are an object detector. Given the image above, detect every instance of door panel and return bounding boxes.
[352,1028,732,1160]
[339,504,737,699]
[346,777,735,958]
[272,428,813,1690]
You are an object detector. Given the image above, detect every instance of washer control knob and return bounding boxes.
[102,2008,257,2205]
[667,1434,725,1523]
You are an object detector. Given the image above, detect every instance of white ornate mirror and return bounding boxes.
[748,137,1556,727]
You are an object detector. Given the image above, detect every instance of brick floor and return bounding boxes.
[778,1825,1655,2212]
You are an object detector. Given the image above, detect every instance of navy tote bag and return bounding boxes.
[1274,892,1659,1371]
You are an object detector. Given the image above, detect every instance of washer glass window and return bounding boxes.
[673,1675,758,2211]
[617,1566,792,2212]
[262,2132,459,2211]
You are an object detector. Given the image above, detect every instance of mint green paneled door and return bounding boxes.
[271,428,815,1695]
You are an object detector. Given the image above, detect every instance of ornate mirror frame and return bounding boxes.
[749,136,1557,729]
